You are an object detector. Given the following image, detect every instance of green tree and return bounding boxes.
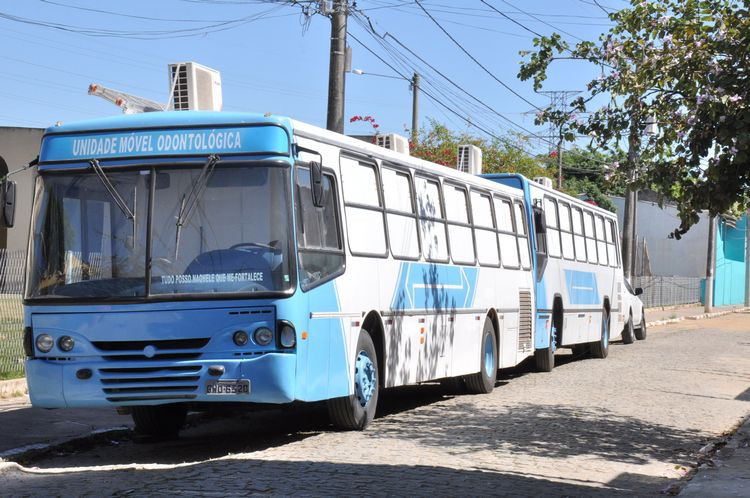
[519,0,750,237]
[544,147,625,212]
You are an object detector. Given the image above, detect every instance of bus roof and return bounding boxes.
[484,172,618,219]
[291,119,526,200]
[43,111,291,135]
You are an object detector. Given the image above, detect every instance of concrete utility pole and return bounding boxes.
[411,72,420,145]
[745,211,750,307]
[556,137,563,190]
[705,215,717,312]
[326,0,348,133]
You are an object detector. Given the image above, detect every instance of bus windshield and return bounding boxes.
[27,162,293,299]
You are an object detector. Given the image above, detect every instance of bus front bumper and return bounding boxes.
[26,353,296,408]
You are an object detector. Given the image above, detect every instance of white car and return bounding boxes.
[621,279,646,343]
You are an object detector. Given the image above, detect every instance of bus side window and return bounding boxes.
[544,197,561,258]
[415,176,449,262]
[605,218,618,267]
[444,183,475,265]
[514,201,532,270]
[558,202,575,260]
[382,167,419,260]
[595,215,608,266]
[295,167,345,291]
[494,197,519,269]
[471,191,500,267]
[340,157,387,257]
[572,206,587,262]
[583,210,598,264]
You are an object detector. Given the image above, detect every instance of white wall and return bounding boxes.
[0,127,44,252]
[610,195,709,277]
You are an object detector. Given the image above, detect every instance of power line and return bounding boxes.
[413,0,543,111]
[497,0,585,42]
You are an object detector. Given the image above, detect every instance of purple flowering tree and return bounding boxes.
[518,0,749,237]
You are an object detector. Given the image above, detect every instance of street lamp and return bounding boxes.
[350,68,420,144]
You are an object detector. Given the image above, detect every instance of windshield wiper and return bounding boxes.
[90,159,135,220]
[174,154,219,259]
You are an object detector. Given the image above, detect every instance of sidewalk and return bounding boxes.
[680,415,750,497]
[644,303,746,327]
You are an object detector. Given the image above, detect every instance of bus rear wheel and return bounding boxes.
[534,324,556,372]
[465,317,497,394]
[622,311,635,344]
[590,309,610,359]
[328,330,379,430]
[635,311,647,341]
[131,404,187,439]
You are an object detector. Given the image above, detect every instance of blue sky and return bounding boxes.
[0,0,622,155]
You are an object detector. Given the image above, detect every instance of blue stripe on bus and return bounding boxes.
[564,270,599,305]
[391,262,479,311]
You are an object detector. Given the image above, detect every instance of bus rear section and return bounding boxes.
[484,173,626,371]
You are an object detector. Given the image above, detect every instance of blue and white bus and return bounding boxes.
[484,174,637,372]
[17,112,541,436]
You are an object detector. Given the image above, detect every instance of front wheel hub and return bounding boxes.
[354,350,376,407]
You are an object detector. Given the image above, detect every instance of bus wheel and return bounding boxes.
[622,311,635,344]
[466,317,497,394]
[328,330,379,430]
[131,404,187,439]
[534,324,556,372]
[635,311,647,341]
[590,309,610,359]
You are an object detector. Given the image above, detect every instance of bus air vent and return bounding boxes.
[518,290,533,353]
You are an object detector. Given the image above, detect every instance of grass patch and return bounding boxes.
[0,295,25,379]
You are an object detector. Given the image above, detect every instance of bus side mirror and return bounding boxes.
[0,180,16,228]
[310,161,325,208]
[634,287,643,296]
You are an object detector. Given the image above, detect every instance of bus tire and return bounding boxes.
[327,330,379,431]
[131,404,187,438]
[622,311,635,344]
[590,309,610,359]
[534,325,556,372]
[465,317,498,394]
[635,311,647,341]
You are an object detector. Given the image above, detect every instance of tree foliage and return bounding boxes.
[519,0,750,237]
[411,119,549,179]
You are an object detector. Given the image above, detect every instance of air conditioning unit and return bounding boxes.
[533,176,554,189]
[376,133,410,155]
[168,62,223,111]
[457,144,482,175]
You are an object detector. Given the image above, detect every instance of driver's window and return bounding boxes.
[296,166,344,291]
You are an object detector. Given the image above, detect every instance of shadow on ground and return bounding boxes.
[1,457,669,496]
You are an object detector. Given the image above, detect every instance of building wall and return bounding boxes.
[713,215,746,306]
[0,127,44,251]
[610,195,709,277]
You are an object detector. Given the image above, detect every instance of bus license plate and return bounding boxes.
[206,379,250,395]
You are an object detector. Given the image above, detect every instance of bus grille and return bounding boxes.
[518,290,533,353]
[92,338,210,362]
[98,365,202,403]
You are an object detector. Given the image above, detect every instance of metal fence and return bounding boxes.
[0,250,25,379]
[631,276,702,309]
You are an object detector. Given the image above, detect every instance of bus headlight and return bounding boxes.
[233,330,249,346]
[279,323,296,348]
[36,334,54,353]
[58,336,75,352]
[254,327,274,346]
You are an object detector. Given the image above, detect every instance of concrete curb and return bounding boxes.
[646,307,749,329]
[0,378,27,399]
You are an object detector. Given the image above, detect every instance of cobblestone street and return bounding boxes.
[2,313,750,496]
